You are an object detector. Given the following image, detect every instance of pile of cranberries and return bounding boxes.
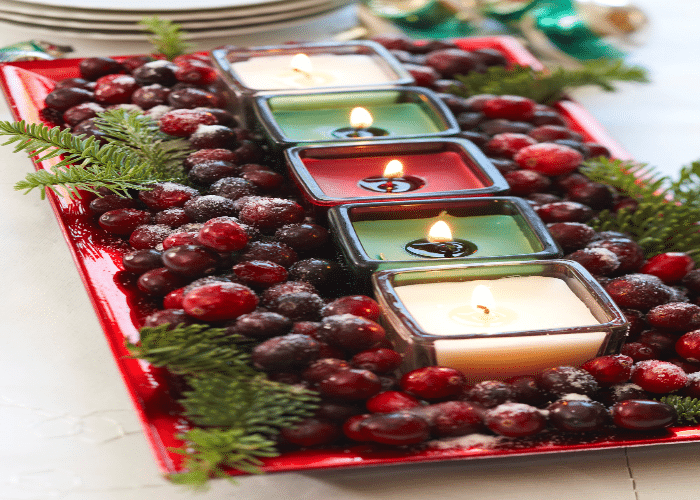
[37,36,700,452]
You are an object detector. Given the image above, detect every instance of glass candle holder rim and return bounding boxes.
[371,259,630,341]
[252,85,461,145]
[210,40,415,93]
[283,137,510,204]
[327,196,561,272]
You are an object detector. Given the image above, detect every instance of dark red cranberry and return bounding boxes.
[53,77,93,90]
[360,412,430,445]
[431,79,467,94]
[162,231,199,249]
[187,160,240,185]
[370,34,414,51]
[597,383,648,406]
[317,368,382,401]
[535,201,594,223]
[275,223,330,253]
[121,55,154,72]
[586,238,645,275]
[122,248,162,274]
[547,398,608,432]
[322,295,381,321]
[351,347,402,374]
[184,148,237,169]
[39,106,64,125]
[586,142,612,158]
[44,87,94,111]
[137,267,189,296]
[528,124,582,142]
[638,329,678,356]
[611,400,677,430]
[316,314,386,353]
[526,193,561,207]
[566,181,615,210]
[471,48,507,67]
[129,224,173,250]
[138,182,198,211]
[438,94,472,114]
[182,281,258,321]
[488,157,520,174]
[480,118,533,135]
[530,108,567,126]
[131,84,170,109]
[403,63,440,87]
[455,111,485,130]
[63,102,104,126]
[262,281,318,308]
[400,366,467,401]
[546,222,596,252]
[154,207,191,228]
[183,195,237,222]
[366,391,422,413]
[189,124,237,150]
[233,260,288,288]
[238,241,298,268]
[481,95,537,121]
[88,194,137,214]
[288,258,342,289]
[605,274,674,311]
[161,244,220,277]
[507,375,549,406]
[174,60,219,85]
[209,177,257,201]
[631,360,689,394]
[232,140,263,163]
[302,358,351,384]
[514,143,583,176]
[98,208,151,235]
[554,139,591,158]
[581,354,634,386]
[504,169,552,196]
[227,311,291,339]
[280,418,340,448]
[566,247,620,276]
[682,373,700,397]
[79,57,125,80]
[238,197,305,232]
[241,169,284,192]
[466,380,518,408]
[484,403,546,437]
[620,342,661,362]
[682,269,700,295]
[486,133,537,158]
[647,302,700,331]
[251,333,320,372]
[267,291,324,322]
[159,108,217,137]
[641,252,695,284]
[676,330,700,362]
[93,74,138,104]
[536,366,599,397]
[426,401,485,437]
[142,308,196,330]
[167,87,221,109]
[72,117,108,142]
[343,414,373,442]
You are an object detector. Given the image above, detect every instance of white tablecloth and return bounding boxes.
[1,1,699,498]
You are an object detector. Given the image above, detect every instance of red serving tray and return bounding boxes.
[0,36,688,478]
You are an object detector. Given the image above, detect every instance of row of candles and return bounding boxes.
[211,41,629,382]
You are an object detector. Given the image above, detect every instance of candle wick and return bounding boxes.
[477,304,490,315]
[292,68,312,80]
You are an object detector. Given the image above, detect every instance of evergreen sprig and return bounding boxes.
[127,324,252,377]
[4,110,189,199]
[454,59,648,104]
[581,157,700,262]
[657,395,700,425]
[139,16,191,60]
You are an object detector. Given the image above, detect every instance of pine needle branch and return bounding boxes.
[657,395,700,425]
[454,59,648,104]
[139,16,191,60]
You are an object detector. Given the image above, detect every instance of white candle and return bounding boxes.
[394,276,607,382]
[230,54,397,90]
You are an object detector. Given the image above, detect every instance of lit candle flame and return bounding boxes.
[290,53,313,77]
[427,220,453,243]
[470,285,495,315]
[349,107,373,129]
[383,159,404,178]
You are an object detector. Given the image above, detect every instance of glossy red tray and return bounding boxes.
[0,36,691,478]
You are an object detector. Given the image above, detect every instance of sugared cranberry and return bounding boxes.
[400,366,467,401]
[238,197,305,232]
[605,274,673,311]
[267,291,324,322]
[183,195,236,222]
[620,342,661,362]
[262,281,317,307]
[288,258,342,289]
[466,380,518,408]
[154,207,191,228]
[129,224,173,250]
[168,87,221,109]
[252,333,320,372]
[676,330,700,362]
[209,177,257,201]
[630,360,689,394]
[484,403,546,437]
[162,231,199,249]
[322,295,381,321]
[566,247,620,276]
[94,74,138,105]
[159,108,217,137]
[63,102,104,126]
[426,401,485,437]
[174,60,219,85]
[536,366,598,397]
[132,82,175,109]
[189,124,237,150]
[611,400,677,430]
[302,358,351,384]
[238,241,298,268]
[228,311,291,339]
[486,133,537,158]
[586,237,645,275]
[647,302,700,331]
[182,281,258,321]
[138,182,199,211]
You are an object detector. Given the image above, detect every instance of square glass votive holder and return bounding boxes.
[284,137,509,211]
[327,196,561,283]
[252,86,460,153]
[372,260,630,383]
[210,41,414,127]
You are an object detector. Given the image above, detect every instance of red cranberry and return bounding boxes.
[403,63,440,87]
[604,274,674,311]
[611,400,677,430]
[426,401,485,437]
[98,208,151,235]
[196,216,248,252]
[481,95,537,121]
[359,412,431,445]
[267,291,324,322]
[486,132,537,158]
[161,244,220,277]
[162,231,199,249]
[129,224,173,250]
[63,102,104,126]
[466,380,518,408]
[676,330,700,362]
[647,302,700,332]
[546,222,596,252]
[528,124,582,142]
[640,252,695,284]
[484,403,546,437]
[302,358,351,384]
[351,347,402,374]
[581,354,634,386]
[241,169,284,192]
[400,366,467,401]
[233,260,288,288]
[94,74,138,104]
[88,194,137,214]
[620,342,661,362]
[535,201,594,223]
[366,391,422,413]
[630,360,689,394]
[137,267,189,296]
[45,87,94,111]
[251,333,320,372]
[514,143,583,175]
[138,182,198,211]
[424,48,479,77]
[343,414,373,442]
[536,366,599,397]
[159,108,217,137]
[174,60,219,85]
[182,281,258,321]
[504,169,552,196]
[79,57,125,80]
[238,197,305,232]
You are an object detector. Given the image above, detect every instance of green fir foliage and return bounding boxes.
[138,16,191,60]
[581,157,700,262]
[657,395,700,425]
[454,59,648,104]
[126,324,319,487]
[3,110,189,199]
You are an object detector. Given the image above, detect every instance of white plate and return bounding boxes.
[0,0,346,32]
[7,0,283,11]
[0,3,358,41]
[0,0,330,22]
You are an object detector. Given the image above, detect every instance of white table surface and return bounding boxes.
[1,1,699,498]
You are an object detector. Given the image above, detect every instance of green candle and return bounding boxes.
[352,212,540,267]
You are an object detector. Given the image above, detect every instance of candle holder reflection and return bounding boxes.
[405,219,477,258]
[357,159,425,193]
